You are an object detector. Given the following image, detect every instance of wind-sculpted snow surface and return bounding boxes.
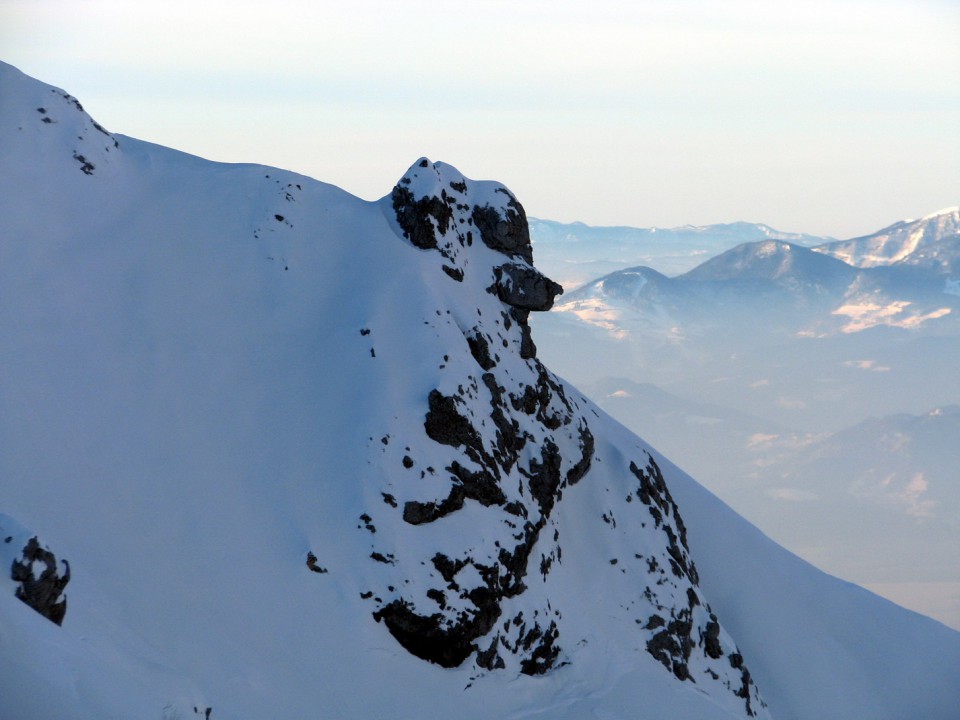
[0,61,958,720]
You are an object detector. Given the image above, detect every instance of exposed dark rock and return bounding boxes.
[503,307,538,360]
[448,461,506,507]
[72,152,94,175]
[539,553,554,579]
[737,666,758,716]
[442,265,464,282]
[403,487,465,525]
[306,552,328,574]
[374,164,766,698]
[492,263,563,312]
[481,373,526,471]
[703,617,723,659]
[466,331,496,370]
[10,536,70,625]
[646,608,694,681]
[629,457,698,585]
[475,635,505,670]
[391,185,452,251]
[426,588,447,609]
[359,514,376,533]
[428,554,459,583]
[525,440,563,516]
[373,590,502,669]
[374,600,471,667]
[509,384,540,415]
[424,390,482,452]
[519,621,561,675]
[566,424,594,485]
[471,192,533,263]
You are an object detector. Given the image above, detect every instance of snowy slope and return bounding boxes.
[814,207,960,268]
[1,61,958,720]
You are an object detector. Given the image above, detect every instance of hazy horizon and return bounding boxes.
[3,0,958,239]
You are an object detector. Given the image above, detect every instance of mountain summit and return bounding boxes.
[1,61,958,720]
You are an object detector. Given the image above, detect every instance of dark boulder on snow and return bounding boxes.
[10,536,70,625]
[492,262,564,312]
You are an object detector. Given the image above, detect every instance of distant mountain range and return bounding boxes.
[554,231,959,339]
[528,218,833,287]
[531,207,959,289]
[814,208,960,268]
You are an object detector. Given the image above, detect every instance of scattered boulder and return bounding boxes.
[492,263,563,312]
[10,536,70,625]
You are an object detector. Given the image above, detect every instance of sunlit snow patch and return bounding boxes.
[553,296,630,340]
[841,359,891,372]
[831,301,951,333]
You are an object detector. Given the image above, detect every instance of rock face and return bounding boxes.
[470,191,533,263]
[492,263,563,312]
[10,536,70,625]
[390,157,562,323]
[374,162,590,674]
[365,159,765,715]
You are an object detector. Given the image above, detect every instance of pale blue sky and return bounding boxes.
[4,0,958,237]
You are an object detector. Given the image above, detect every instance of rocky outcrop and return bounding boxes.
[364,159,765,716]
[470,191,533,263]
[387,158,562,358]
[10,536,70,625]
[370,160,590,673]
[492,263,563,312]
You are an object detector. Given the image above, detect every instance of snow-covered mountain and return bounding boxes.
[556,239,959,339]
[895,233,960,278]
[814,207,960,268]
[2,61,958,720]
[528,218,831,288]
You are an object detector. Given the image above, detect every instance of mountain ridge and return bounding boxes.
[557,235,959,339]
[813,207,960,268]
